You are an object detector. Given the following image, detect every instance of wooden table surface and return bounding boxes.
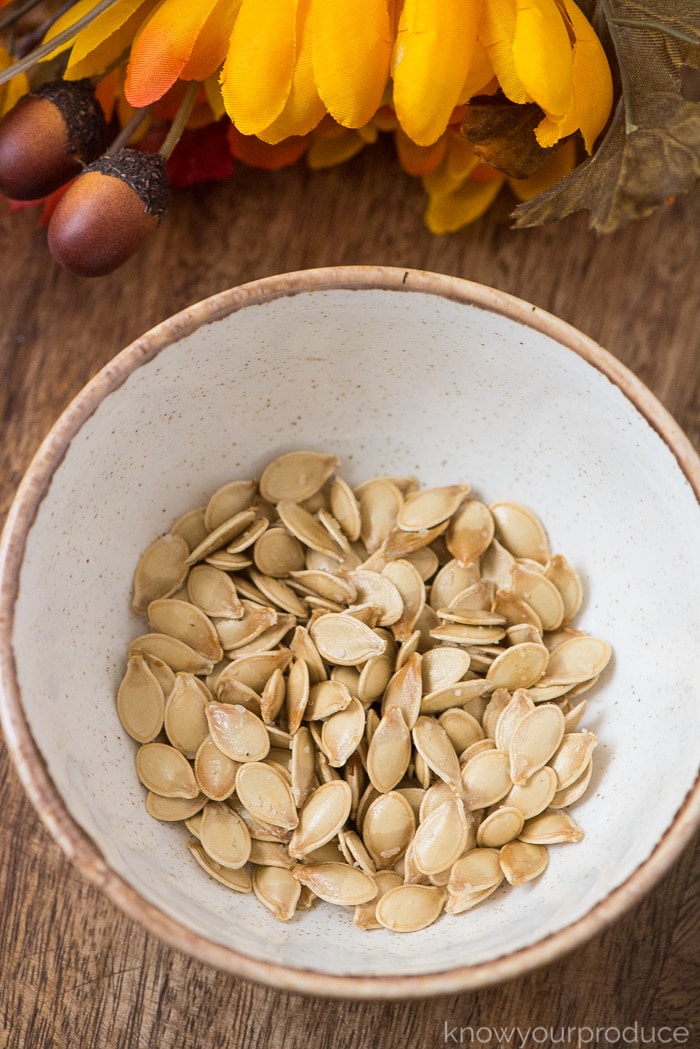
[1,142,698,1048]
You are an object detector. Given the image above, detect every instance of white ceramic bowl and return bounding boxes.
[1,267,699,998]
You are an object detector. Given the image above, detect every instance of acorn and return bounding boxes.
[0,79,108,200]
[47,148,170,277]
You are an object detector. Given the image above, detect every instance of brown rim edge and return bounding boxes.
[1,265,699,999]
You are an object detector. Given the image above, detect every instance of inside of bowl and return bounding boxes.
[11,282,700,979]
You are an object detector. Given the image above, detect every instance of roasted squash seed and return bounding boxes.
[120,451,612,930]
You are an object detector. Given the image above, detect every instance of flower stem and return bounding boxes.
[108,106,151,153]
[0,0,119,85]
[158,81,200,159]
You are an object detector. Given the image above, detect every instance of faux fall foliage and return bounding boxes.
[0,0,697,275]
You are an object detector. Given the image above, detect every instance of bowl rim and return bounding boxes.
[1,264,699,998]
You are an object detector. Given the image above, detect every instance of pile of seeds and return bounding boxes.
[118,450,611,932]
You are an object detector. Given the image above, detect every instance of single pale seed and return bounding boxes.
[359,479,404,552]
[550,758,594,808]
[305,678,353,720]
[486,642,549,691]
[397,485,470,531]
[490,502,550,564]
[288,779,352,857]
[289,569,357,606]
[545,554,583,622]
[171,507,208,552]
[132,533,190,613]
[445,500,494,565]
[117,654,165,743]
[294,862,377,906]
[136,742,199,799]
[381,652,423,728]
[509,704,565,785]
[519,809,584,844]
[147,597,222,663]
[366,706,412,793]
[420,646,471,692]
[236,760,299,830]
[358,653,394,704]
[549,730,598,790]
[510,565,564,632]
[412,715,462,791]
[249,839,296,869]
[499,840,549,886]
[253,864,301,921]
[420,681,485,715]
[259,450,339,503]
[163,672,211,758]
[383,520,450,559]
[187,839,252,892]
[129,633,214,675]
[362,790,416,869]
[204,478,258,531]
[353,870,403,929]
[186,509,259,564]
[480,538,517,591]
[230,614,296,656]
[215,602,278,650]
[412,796,470,875]
[145,791,206,822]
[461,748,512,810]
[382,558,426,640]
[220,650,293,693]
[199,800,251,869]
[345,570,404,626]
[187,564,243,619]
[476,805,525,847]
[290,726,317,808]
[503,765,558,819]
[329,475,362,541]
[253,526,306,578]
[309,612,386,665]
[277,501,344,559]
[205,702,271,763]
[322,697,366,767]
[194,734,240,801]
[375,884,445,932]
[494,689,535,752]
[538,636,612,687]
[438,708,485,753]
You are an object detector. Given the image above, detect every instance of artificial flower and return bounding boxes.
[12,0,693,262]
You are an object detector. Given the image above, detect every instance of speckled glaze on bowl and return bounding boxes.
[1,267,699,998]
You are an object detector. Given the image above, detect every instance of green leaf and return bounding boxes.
[512,0,700,231]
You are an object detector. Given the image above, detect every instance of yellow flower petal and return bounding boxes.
[312,0,392,129]
[258,0,326,144]
[182,0,239,82]
[425,172,504,233]
[393,0,481,146]
[220,0,297,136]
[478,0,528,105]
[422,130,480,198]
[512,0,573,121]
[555,0,613,152]
[0,46,29,116]
[125,0,224,107]
[41,0,108,61]
[307,127,366,168]
[458,40,497,104]
[64,0,158,81]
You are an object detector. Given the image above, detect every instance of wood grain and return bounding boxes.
[1,140,698,1048]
